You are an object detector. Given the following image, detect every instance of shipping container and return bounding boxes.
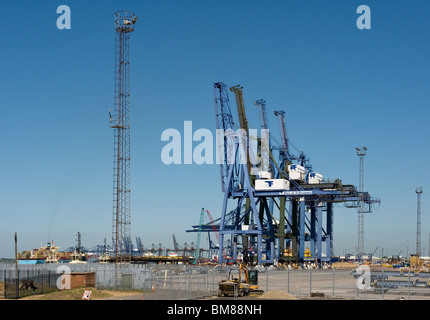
[308,172,323,184]
[255,179,290,191]
[288,164,306,181]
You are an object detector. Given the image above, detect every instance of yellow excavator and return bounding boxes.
[218,263,264,297]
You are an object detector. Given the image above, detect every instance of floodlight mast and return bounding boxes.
[356,146,367,256]
[111,11,137,269]
[416,187,423,257]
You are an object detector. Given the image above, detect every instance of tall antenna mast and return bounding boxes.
[416,187,423,257]
[110,11,137,266]
[356,146,367,255]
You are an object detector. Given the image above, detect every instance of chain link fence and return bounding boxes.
[2,263,430,300]
[3,270,60,299]
[142,268,229,300]
[142,266,430,300]
[255,267,430,300]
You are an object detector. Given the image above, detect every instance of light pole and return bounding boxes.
[356,146,367,256]
[416,187,423,257]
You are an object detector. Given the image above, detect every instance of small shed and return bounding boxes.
[59,272,95,289]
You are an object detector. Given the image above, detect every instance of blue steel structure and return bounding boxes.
[214,83,277,264]
[206,82,381,266]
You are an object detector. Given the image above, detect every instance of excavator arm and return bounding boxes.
[239,263,249,284]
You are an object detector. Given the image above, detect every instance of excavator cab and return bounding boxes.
[248,270,258,286]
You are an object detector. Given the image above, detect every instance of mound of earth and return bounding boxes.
[258,290,297,300]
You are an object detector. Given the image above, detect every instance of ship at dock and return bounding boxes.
[17,240,90,264]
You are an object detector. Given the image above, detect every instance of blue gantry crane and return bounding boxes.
[187,82,380,266]
[208,82,381,266]
[214,83,277,264]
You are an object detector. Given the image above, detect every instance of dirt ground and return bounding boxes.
[257,290,297,300]
[0,285,143,300]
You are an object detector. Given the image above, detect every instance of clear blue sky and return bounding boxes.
[0,0,428,258]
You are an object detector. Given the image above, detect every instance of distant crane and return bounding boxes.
[172,234,180,252]
[205,210,219,245]
[193,208,205,263]
[205,209,222,260]
[136,237,144,255]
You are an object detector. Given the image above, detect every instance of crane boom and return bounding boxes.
[254,99,269,130]
[274,110,290,160]
[230,85,249,133]
[214,82,236,192]
[230,85,253,176]
[255,99,273,175]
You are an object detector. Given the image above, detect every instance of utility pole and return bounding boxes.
[14,232,18,298]
[356,146,367,256]
[416,187,423,257]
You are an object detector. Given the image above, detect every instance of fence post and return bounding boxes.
[204,273,208,298]
[16,269,20,299]
[177,276,181,300]
[143,279,146,300]
[408,271,411,300]
[187,274,190,300]
[332,268,335,297]
[309,269,312,296]
[381,270,385,300]
[197,275,200,299]
[157,278,160,300]
[287,268,290,293]
[356,277,359,299]
[169,273,172,300]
